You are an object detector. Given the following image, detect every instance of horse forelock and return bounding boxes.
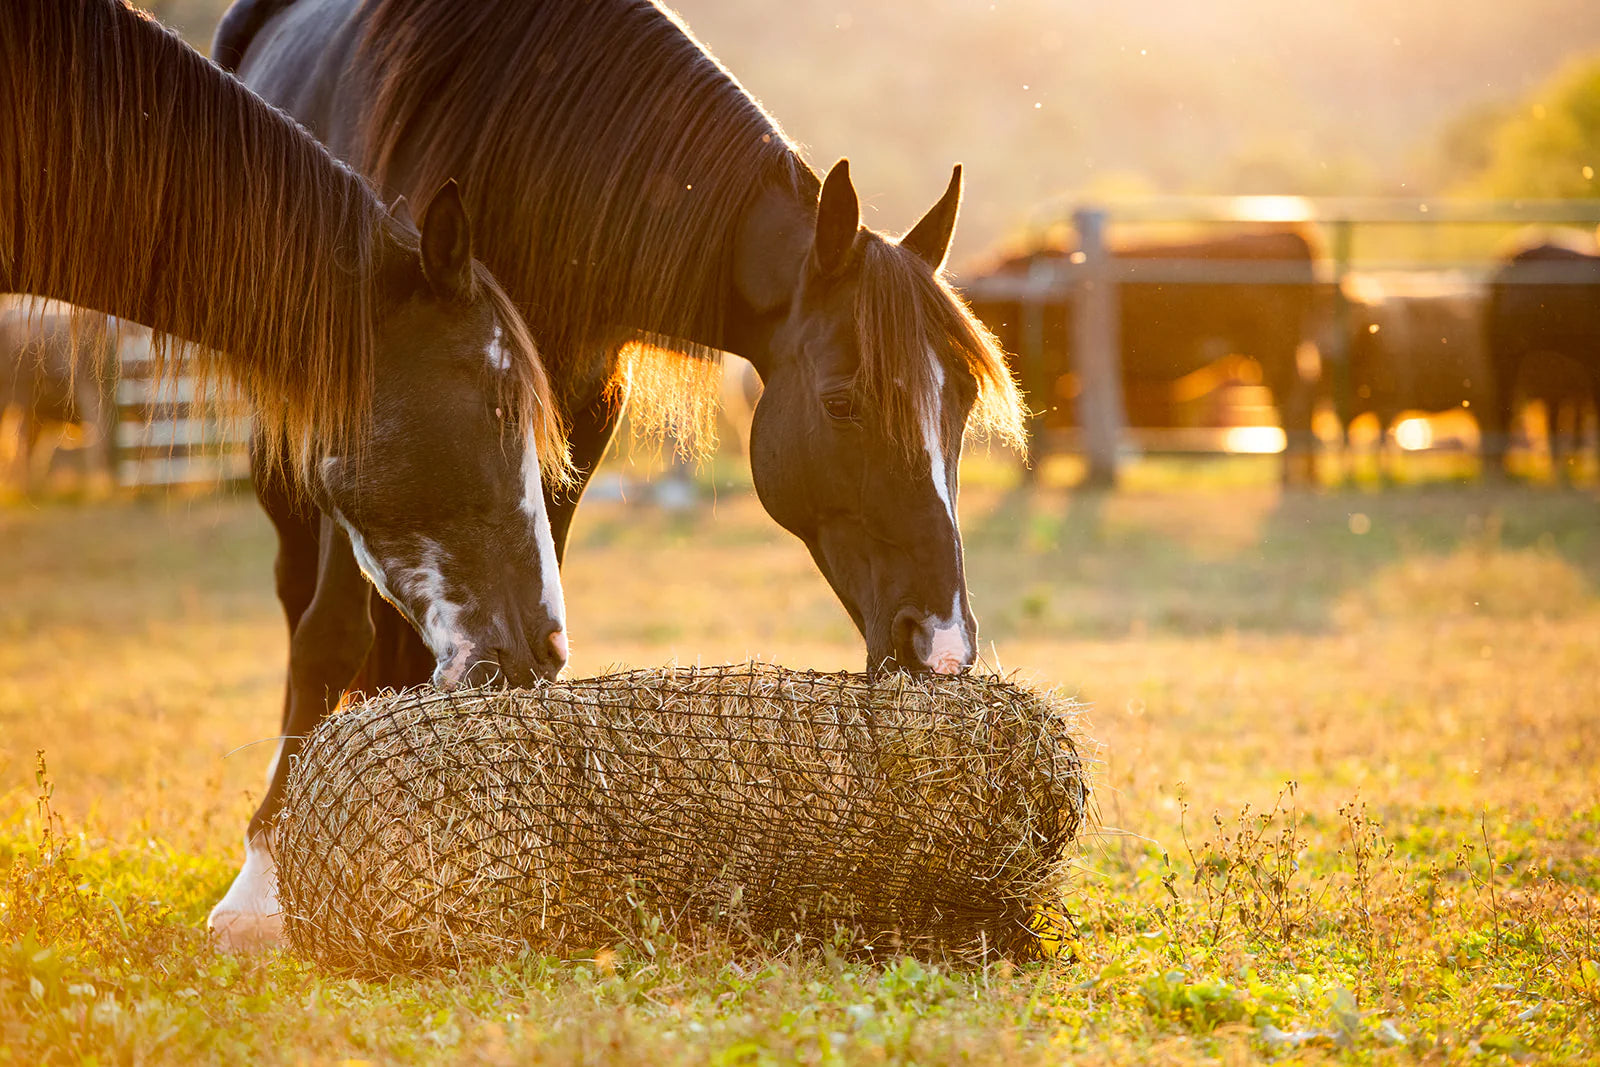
[1,0,392,480]
[352,0,810,457]
[475,270,574,490]
[854,238,1028,460]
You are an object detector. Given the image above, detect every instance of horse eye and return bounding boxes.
[822,395,856,421]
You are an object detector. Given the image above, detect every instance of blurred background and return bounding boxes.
[6,0,1593,496]
[140,0,1600,264]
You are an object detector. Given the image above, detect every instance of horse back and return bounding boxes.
[213,0,299,72]
[226,0,370,150]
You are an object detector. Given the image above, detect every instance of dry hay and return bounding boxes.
[273,663,1091,974]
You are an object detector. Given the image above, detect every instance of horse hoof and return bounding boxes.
[209,833,284,952]
[208,906,284,952]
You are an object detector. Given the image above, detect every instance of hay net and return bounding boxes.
[274,663,1090,974]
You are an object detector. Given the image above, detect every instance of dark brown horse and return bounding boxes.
[3,0,571,949]
[1484,244,1600,476]
[220,0,1025,690]
[1337,277,1493,473]
[967,230,1321,482]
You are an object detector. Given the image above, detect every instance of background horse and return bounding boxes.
[1483,243,1600,477]
[1336,274,1494,476]
[220,0,1027,696]
[967,230,1322,483]
[0,300,115,490]
[3,0,571,949]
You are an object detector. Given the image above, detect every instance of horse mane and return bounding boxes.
[0,0,562,482]
[857,237,1027,458]
[354,0,811,452]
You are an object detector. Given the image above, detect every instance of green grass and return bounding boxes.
[3,473,1599,1063]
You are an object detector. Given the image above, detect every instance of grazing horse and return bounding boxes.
[2,0,571,948]
[967,231,1321,482]
[1484,244,1600,476]
[1338,276,1494,474]
[219,0,1026,698]
[0,301,115,489]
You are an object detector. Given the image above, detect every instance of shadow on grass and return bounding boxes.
[963,482,1600,640]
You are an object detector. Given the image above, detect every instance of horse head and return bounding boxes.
[735,161,1024,675]
[312,181,570,687]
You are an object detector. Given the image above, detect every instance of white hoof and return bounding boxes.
[208,834,284,952]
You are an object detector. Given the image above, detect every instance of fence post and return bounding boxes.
[1071,207,1126,489]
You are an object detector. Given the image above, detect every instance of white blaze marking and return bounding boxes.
[925,589,970,675]
[397,541,477,690]
[920,348,970,674]
[327,503,478,689]
[520,417,567,637]
[921,351,957,528]
[208,832,283,951]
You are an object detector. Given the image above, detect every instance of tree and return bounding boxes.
[1454,56,1600,198]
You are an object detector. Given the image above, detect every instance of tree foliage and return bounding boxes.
[1456,56,1600,198]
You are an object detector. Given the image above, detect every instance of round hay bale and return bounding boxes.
[274,663,1090,974]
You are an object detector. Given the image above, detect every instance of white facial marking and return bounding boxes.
[520,420,567,635]
[330,509,479,688]
[925,589,970,675]
[208,831,283,952]
[920,348,970,674]
[396,541,478,689]
[486,324,512,371]
[921,349,956,528]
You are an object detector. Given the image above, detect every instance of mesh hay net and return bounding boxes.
[274,664,1090,974]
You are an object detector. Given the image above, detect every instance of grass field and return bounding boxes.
[2,466,1599,1063]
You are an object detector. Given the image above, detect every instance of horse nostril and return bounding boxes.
[890,607,924,667]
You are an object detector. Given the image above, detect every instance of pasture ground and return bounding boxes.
[2,464,1599,1064]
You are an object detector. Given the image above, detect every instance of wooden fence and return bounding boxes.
[960,196,1600,486]
[110,326,250,489]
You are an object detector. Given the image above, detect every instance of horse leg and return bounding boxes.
[348,597,433,698]
[2,406,27,489]
[19,410,45,493]
[209,514,374,951]
[1271,358,1316,488]
[1482,345,1521,480]
[253,439,319,735]
[81,371,114,492]
[546,382,627,563]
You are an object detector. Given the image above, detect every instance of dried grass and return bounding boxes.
[273,663,1091,975]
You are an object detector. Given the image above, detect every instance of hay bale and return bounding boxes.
[274,663,1090,974]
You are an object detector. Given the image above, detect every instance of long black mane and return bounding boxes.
[354,0,814,439]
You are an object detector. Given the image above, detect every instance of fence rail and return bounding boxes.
[960,197,1600,485]
[110,330,250,490]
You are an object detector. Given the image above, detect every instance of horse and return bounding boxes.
[1484,244,1600,477]
[2,0,573,949]
[219,0,1026,698]
[0,300,115,490]
[1337,274,1494,475]
[966,230,1321,483]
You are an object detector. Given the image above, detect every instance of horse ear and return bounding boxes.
[812,159,860,277]
[901,165,962,271]
[419,180,476,302]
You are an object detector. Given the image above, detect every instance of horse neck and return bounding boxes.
[2,0,384,444]
[714,178,819,377]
